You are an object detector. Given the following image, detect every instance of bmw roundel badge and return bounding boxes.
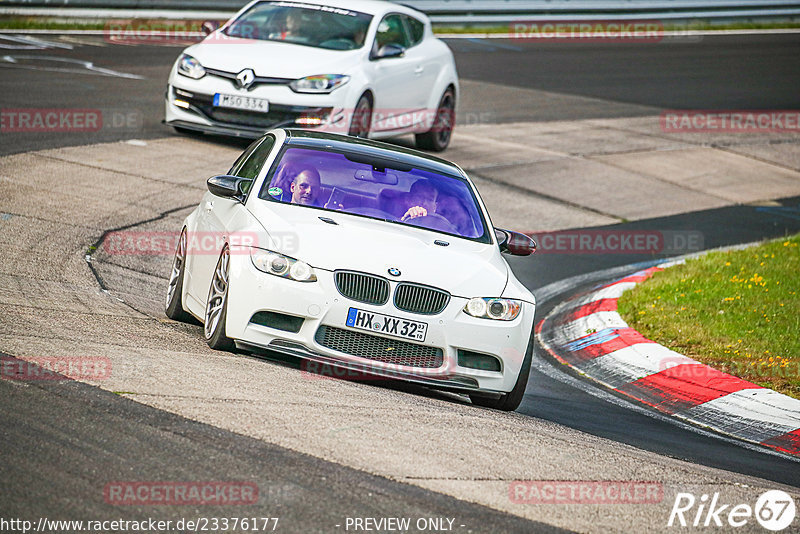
[388,267,401,277]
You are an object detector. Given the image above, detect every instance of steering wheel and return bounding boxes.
[346,206,395,219]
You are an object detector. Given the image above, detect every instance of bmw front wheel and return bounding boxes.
[165,228,193,322]
[204,246,235,351]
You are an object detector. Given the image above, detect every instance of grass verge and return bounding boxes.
[618,234,800,399]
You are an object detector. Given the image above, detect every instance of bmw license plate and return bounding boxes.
[346,307,427,342]
[213,93,269,112]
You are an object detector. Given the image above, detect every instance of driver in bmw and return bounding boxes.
[401,179,438,221]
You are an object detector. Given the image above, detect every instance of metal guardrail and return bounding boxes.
[1,0,798,22]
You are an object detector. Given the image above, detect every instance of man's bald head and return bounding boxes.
[290,168,321,205]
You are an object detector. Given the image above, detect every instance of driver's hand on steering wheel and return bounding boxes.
[401,206,427,221]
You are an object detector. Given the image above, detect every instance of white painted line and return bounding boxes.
[584,281,638,303]
[681,389,800,442]
[551,311,629,346]
[0,8,235,19]
[0,34,73,50]
[0,55,143,79]
[582,344,695,388]
[556,281,638,313]
[537,242,800,456]
[532,338,800,462]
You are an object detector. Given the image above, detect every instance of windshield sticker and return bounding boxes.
[268,1,359,17]
[268,186,283,198]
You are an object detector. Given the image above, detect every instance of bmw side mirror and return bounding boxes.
[373,43,405,60]
[207,175,252,200]
[495,228,536,256]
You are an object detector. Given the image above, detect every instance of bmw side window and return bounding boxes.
[235,135,275,179]
[232,135,276,196]
[228,137,263,176]
[375,14,410,52]
[403,16,424,46]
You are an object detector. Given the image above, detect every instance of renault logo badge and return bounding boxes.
[236,68,256,90]
[388,267,401,277]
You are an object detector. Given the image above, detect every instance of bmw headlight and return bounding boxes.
[464,298,522,321]
[290,74,349,94]
[250,248,316,282]
[177,54,206,79]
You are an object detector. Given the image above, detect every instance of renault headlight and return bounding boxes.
[290,74,349,94]
[177,54,206,79]
[463,298,522,321]
[250,248,316,282]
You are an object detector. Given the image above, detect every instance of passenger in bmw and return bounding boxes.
[435,195,471,235]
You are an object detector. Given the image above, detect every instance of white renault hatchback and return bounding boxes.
[165,0,459,151]
[165,129,537,410]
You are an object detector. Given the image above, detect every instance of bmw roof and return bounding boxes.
[282,129,465,178]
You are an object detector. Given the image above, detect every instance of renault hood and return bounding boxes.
[184,36,361,79]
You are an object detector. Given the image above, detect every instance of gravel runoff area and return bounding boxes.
[1,118,800,532]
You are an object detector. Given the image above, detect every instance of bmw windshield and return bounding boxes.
[224,2,373,50]
[258,145,491,243]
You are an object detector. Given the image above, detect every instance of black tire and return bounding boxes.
[165,228,193,322]
[415,87,455,152]
[469,329,534,411]
[348,94,372,138]
[204,246,235,351]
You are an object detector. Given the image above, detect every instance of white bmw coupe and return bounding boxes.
[166,129,537,410]
[165,0,459,151]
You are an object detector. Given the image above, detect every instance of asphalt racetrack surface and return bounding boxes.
[1,33,799,155]
[1,32,799,532]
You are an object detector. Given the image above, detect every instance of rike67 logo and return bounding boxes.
[668,490,796,531]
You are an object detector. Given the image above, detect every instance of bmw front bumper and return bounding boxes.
[224,254,535,394]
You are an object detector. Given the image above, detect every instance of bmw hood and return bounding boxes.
[184,36,361,79]
[247,203,509,298]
